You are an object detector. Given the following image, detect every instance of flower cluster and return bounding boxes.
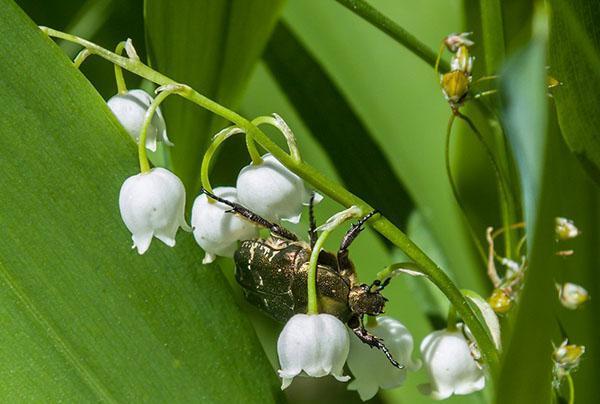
[111,88,498,402]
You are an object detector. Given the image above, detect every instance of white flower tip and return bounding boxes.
[132,233,152,255]
[202,252,217,264]
[282,212,302,224]
[124,38,139,60]
[333,374,351,383]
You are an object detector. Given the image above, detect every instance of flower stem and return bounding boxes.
[445,113,487,264]
[113,41,128,94]
[334,0,450,72]
[138,88,172,172]
[446,304,458,331]
[200,126,245,193]
[252,115,302,163]
[42,27,500,374]
[307,229,332,314]
[566,373,575,404]
[456,111,515,260]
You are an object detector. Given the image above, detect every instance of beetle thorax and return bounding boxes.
[348,285,387,317]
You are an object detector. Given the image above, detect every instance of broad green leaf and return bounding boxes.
[496,11,559,403]
[0,1,279,401]
[263,22,414,229]
[548,0,600,186]
[144,0,284,196]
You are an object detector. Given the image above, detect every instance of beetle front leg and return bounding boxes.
[200,188,298,241]
[337,210,379,270]
[349,315,403,369]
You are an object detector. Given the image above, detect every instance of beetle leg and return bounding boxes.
[200,188,298,241]
[337,210,379,270]
[350,315,404,369]
[308,192,318,248]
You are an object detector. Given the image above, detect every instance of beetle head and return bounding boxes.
[348,281,389,317]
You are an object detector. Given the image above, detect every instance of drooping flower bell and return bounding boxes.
[191,187,259,264]
[346,316,421,401]
[419,324,485,400]
[119,167,190,254]
[277,313,350,389]
[236,153,321,223]
[107,89,173,151]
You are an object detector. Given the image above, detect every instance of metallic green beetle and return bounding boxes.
[201,189,401,368]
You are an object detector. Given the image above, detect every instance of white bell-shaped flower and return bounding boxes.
[107,89,172,151]
[119,167,190,254]
[191,187,259,264]
[236,154,321,223]
[277,313,350,389]
[347,316,421,401]
[419,324,485,400]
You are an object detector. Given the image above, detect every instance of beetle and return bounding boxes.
[201,189,402,368]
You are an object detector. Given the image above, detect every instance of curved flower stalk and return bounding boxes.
[236,153,322,224]
[191,187,259,264]
[347,316,420,401]
[277,313,350,389]
[419,324,485,400]
[107,89,172,151]
[119,167,190,254]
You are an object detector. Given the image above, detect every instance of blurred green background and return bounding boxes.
[4,0,599,402]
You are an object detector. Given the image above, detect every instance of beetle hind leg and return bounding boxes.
[200,188,298,241]
[350,315,404,369]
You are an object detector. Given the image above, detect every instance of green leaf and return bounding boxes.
[0,1,279,401]
[144,0,284,196]
[263,22,414,229]
[548,0,600,186]
[496,10,559,403]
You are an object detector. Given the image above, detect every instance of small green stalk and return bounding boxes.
[113,41,128,94]
[306,229,333,314]
[42,27,500,374]
[446,305,458,331]
[138,88,173,173]
[334,0,450,72]
[200,125,245,193]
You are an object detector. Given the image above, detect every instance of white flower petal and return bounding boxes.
[237,154,317,223]
[420,324,485,400]
[119,167,189,254]
[277,313,349,389]
[347,316,420,401]
[107,89,170,151]
[191,187,259,259]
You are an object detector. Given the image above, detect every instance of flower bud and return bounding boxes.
[419,324,485,400]
[444,32,474,52]
[488,288,512,314]
[277,313,350,389]
[107,89,172,151]
[236,154,321,223]
[119,167,190,254]
[347,316,421,401]
[557,282,590,310]
[555,217,580,241]
[191,187,259,264]
[553,339,585,371]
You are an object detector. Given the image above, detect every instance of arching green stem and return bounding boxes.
[113,41,127,94]
[137,87,174,173]
[376,262,425,281]
[73,48,91,69]
[200,125,245,193]
[566,373,575,404]
[41,27,500,374]
[252,114,302,163]
[446,113,487,264]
